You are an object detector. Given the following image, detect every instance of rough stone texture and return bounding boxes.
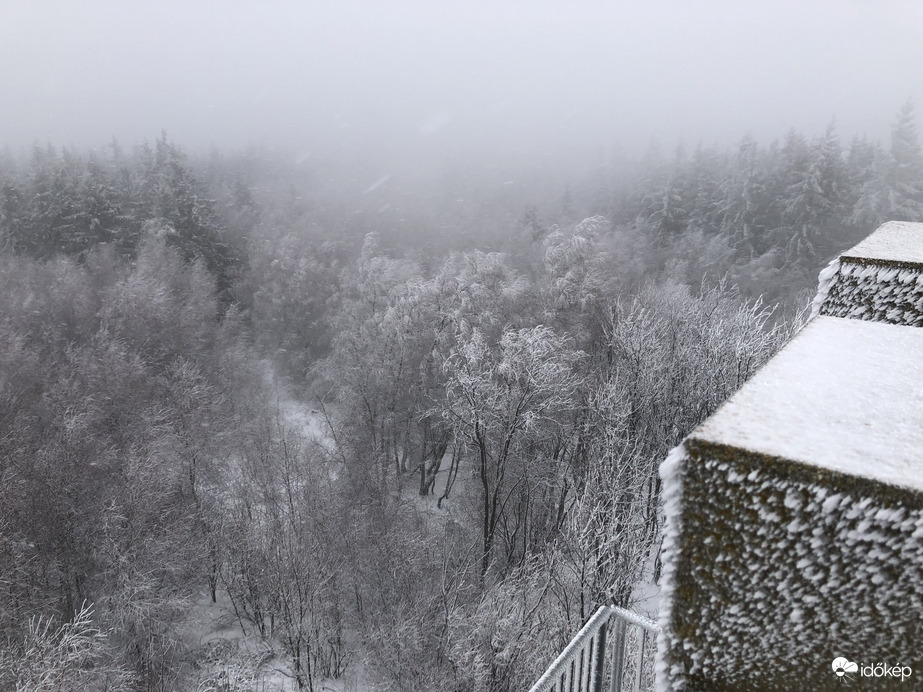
[658,441,923,691]
[812,221,923,326]
[657,312,923,690]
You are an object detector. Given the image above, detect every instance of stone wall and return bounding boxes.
[657,222,923,691]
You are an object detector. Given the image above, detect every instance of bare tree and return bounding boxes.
[441,325,584,577]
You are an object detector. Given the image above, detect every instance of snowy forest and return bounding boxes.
[2,102,923,691]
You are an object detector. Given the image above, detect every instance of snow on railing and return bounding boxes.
[527,605,660,692]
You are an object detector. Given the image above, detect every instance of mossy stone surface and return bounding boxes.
[661,440,923,691]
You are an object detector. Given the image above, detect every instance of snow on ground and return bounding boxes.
[174,363,380,691]
[276,395,331,449]
[192,362,471,690]
[257,360,332,448]
[179,588,376,690]
[176,590,286,691]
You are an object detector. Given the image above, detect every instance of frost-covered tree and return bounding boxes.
[847,135,892,227]
[889,99,923,220]
[441,325,584,576]
[779,124,845,274]
[0,235,259,687]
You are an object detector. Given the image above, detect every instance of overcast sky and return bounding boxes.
[2,0,923,167]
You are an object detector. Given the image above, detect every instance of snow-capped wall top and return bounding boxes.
[656,223,923,690]
[840,220,923,266]
[691,315,923,492]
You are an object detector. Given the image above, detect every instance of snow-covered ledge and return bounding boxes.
[812,220,923,325]
[658,223,923,691]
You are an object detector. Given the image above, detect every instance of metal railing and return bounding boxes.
[527,605,660,692]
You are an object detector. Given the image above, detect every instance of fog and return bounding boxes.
[2,0,923,170]
[5,4,923,689]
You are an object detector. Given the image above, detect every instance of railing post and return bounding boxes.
[527,605,659,692]
[608,615,627,692]
[591,620,607,692]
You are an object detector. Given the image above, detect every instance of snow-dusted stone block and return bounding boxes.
[657,316,923,691]
[813,221,923,326]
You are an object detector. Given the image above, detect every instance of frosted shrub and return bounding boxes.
[0,602,134,692]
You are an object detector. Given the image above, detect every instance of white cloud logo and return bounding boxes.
[832,657,858,680]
